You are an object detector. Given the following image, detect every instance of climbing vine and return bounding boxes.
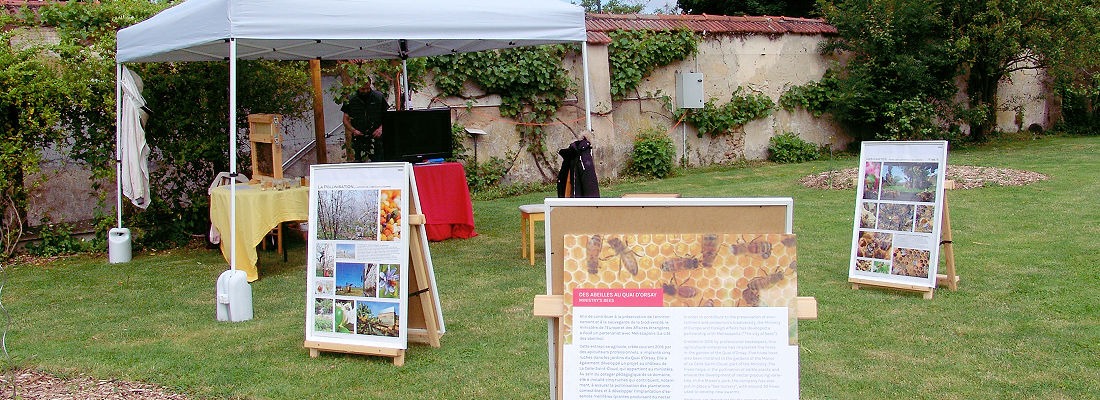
[607,28,698,99]
[674,87,775,137]
[425,45,574,158]
[778,72,841,117]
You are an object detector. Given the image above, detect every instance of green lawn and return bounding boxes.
[3,135,1098,399]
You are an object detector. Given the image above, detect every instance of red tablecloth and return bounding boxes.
[412,162,477,241]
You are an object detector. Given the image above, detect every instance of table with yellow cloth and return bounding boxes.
[209,183,309,281]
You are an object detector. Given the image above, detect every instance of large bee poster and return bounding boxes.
[848,141,948,289]
[305,163,410,351]
[560,233,800,400]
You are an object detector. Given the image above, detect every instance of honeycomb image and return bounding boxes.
[562,233,798,343]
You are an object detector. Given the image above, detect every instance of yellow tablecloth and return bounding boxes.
[209,183,309,281]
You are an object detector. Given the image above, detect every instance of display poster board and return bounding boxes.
[544,198,799,400]
[305,163,411,351]
[848,141,949,289]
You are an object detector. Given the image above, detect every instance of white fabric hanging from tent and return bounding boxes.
[118,66,151,209]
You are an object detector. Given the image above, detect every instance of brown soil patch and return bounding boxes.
[799,165,1048,190]
[0,369,189,399]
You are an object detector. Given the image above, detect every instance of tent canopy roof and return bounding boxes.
[117,0,587,63]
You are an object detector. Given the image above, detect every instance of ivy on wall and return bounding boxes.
[425,45,573,158]
[778,73,840,117]
[675,87,776,137]
[607,28,699,99]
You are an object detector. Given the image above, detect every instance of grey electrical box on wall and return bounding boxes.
[676,72,704,109]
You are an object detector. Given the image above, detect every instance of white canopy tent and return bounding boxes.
[114,0,591,272]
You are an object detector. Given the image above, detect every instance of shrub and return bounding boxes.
[23,223,94,257]
[628,128,676,178]
[767,132,821,164]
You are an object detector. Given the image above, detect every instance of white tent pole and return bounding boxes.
[401,59,410,110]
[115,63,124,228]
[581,42,592,132]
[229,39,238,271]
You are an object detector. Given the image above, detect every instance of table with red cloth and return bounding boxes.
[412,162,477,241]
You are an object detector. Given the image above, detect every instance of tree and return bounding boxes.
[950,0,1100,140]
[678,0,818,17]
[1,1,312,251]
[821,0,1100,142]
[819,0,961,141]
[576,0,646,14]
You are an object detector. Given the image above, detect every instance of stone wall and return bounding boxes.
[26,24,1055,229]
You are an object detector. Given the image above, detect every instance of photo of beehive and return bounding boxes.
[562,233,798,343]
[856,230,893,260]
[914,204,936,233]
[891,247,931,278]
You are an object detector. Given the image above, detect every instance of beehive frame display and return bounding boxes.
[539,197,800,400]
[248,113,284,181]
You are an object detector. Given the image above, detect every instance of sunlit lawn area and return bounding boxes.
[3,135,1098,398]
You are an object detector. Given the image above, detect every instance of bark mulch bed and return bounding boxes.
[799,165,1048,190]
[0,369,189,399]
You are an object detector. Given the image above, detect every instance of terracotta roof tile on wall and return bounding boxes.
[586,13,837,44]
[2,0,50,14]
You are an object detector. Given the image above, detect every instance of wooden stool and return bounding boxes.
[519,204,545,265]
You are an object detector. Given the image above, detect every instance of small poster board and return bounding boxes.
[304,163,445,364]
[538,198,804,400]
[847,141,949,293]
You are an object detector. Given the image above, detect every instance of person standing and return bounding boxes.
[341,77,390,162]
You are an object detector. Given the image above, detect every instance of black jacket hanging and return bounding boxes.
[556,137,600,198]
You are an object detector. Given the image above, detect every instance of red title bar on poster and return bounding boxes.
[572,288,663,307]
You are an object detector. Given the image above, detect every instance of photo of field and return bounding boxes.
[880,162,938,202]
[335,262,371,296]
[316,189,380,241]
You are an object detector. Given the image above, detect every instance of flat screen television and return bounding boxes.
[375,108,453,163]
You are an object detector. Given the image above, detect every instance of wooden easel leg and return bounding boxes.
[528,217,537,266]
[309,348,319,358]
[393,351,405,367]
[940,187,958,291]
[521,214,528,261]
[408,229,442,348]
[923,289,934,300]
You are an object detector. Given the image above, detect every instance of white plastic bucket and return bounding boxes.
[108,228,132,263]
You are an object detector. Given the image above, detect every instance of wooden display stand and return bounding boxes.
[850,180,960,299]
[532,198,817,400]
[248,113,284,182]
[304,168,445,366]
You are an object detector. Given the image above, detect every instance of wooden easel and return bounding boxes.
[850,180,960,299]
[304,170,445,366]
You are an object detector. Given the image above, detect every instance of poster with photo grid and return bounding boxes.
[848,141,948,289]
[305,163,410,350]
